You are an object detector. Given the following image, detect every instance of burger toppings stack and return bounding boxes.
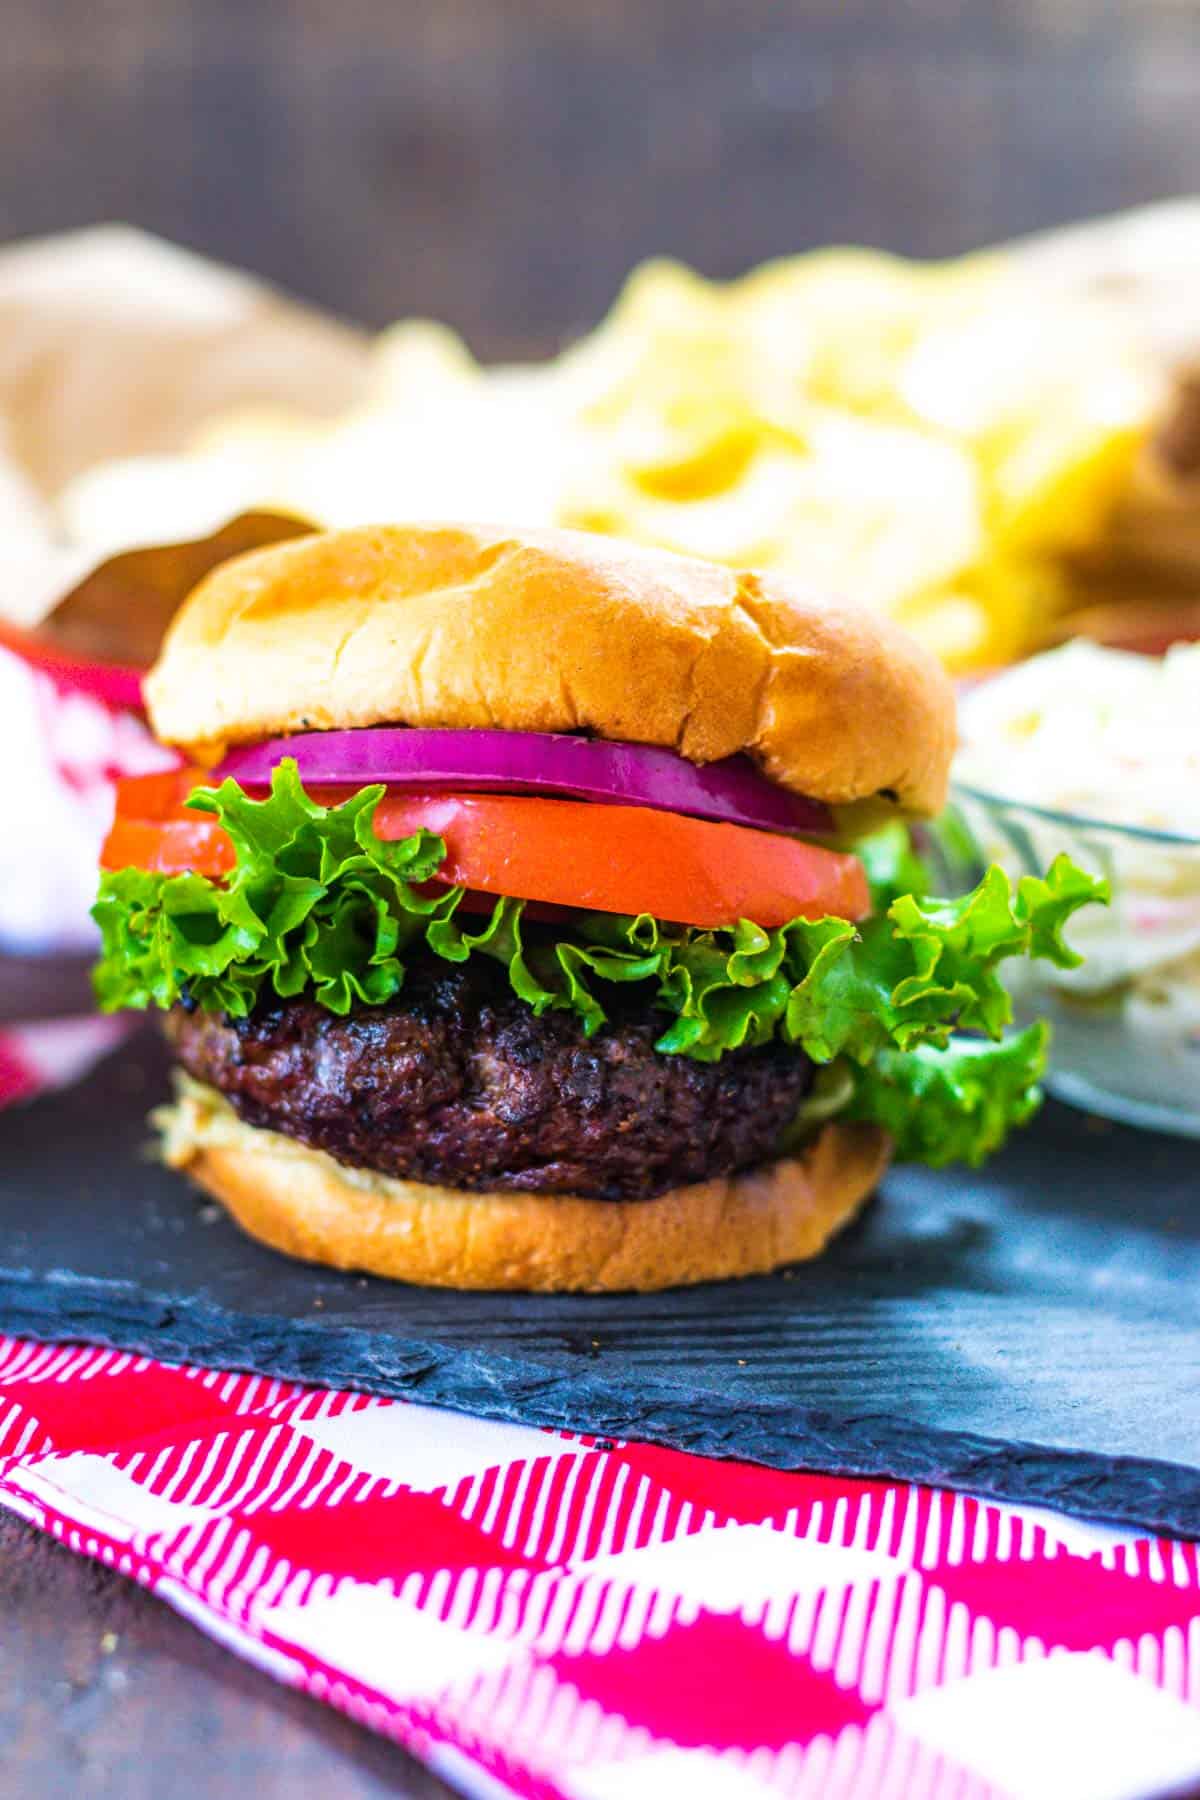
[92,523,1105,1290]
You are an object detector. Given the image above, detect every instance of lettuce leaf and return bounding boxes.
[854,821,934,913]
[845,1024,1050,1166]
[92,762,1107,1164]
[93,767,456,1018]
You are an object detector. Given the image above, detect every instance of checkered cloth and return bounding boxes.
[1,1337,1198,1800]
[0,647,160,1106]
[5,641,1199,1798]
[0,1013,129,1107]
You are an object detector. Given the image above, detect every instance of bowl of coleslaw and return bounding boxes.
[951,639,1200,1137]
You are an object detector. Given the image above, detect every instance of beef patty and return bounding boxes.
[166,952,814,1200]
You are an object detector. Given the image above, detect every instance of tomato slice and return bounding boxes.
[101,768,234,877]
[110,768,209,821]
[102,781,868,928]
[101,815,236,877]
[372,795,866,928]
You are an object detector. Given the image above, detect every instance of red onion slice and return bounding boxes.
[214,728,832,836]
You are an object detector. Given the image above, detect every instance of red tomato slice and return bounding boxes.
[370,794,867,928]
[101,768,233,877]
[110,768,210,821]
[102,782,868,928]
[101,815,236,878]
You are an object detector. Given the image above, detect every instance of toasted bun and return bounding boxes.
[158,1079,888,1291]
[145,522,955,814]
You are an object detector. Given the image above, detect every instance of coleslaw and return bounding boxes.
[953,640,1200,1133]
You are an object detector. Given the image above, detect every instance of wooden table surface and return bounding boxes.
[0,1511,457,1798]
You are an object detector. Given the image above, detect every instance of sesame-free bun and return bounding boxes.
[159,1079,888,1292]
[145,522,955,815]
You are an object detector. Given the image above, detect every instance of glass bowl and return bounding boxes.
[948,782,1200,1139]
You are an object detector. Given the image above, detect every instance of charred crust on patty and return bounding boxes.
[165,950,815,1202]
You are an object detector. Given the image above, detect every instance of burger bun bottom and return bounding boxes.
[162,1083,889,1292]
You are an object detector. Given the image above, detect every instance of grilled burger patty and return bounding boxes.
[166,951,815,1201]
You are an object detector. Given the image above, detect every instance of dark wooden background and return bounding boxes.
[2,3,1199,1792]
[3,0,1200,357]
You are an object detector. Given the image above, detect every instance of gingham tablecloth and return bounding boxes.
[5,645,1200,1800]
[0,645,156,1100]
[1,1337,1199,1800]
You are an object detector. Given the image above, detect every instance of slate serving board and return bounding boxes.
[2,1028,1198,1536]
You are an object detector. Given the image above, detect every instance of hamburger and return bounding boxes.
[92,523,1103,1291]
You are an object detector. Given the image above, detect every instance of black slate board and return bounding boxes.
[2,1029,1198,1535]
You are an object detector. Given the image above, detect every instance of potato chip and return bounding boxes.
[564,447,807,568]
[46,225,1188,673]
[898,291,1161,555]
[732,248,934,421]
[61,451,299,558]
[888,587,994,672]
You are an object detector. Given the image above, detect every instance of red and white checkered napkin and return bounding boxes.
[0,645,166,1106]
[0,1014,129,1107]
[1,1338,1198,1800]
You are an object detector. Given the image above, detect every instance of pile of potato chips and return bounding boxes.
[59,242,1174,672]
